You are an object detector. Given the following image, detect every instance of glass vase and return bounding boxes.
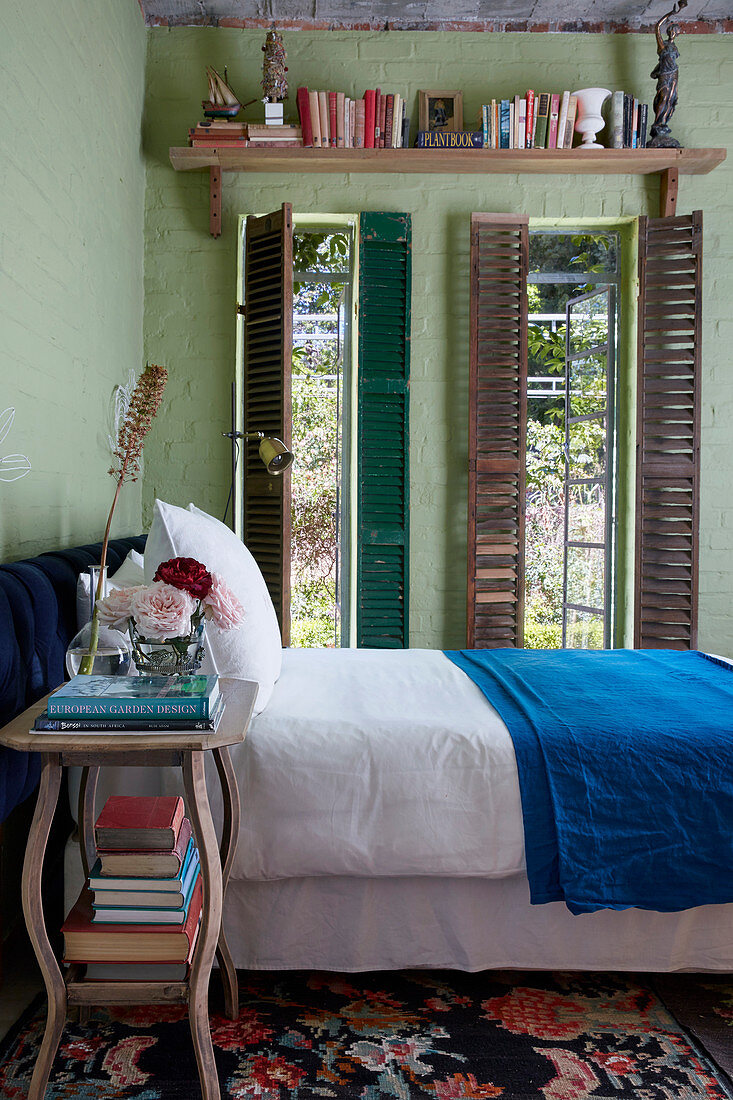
[65,565,133,678]
[129,621,206,676]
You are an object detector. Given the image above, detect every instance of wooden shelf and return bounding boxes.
[170,145,725,175]
[168,145,727,236]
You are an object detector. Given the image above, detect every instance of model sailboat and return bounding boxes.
[202,66,241,118]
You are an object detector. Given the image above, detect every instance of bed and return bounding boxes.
[64,645,733,974]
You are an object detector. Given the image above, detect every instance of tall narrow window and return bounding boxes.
[291,228,353,647]
[525,230,619,649]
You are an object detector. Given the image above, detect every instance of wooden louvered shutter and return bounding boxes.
[634,211,702,649]
[242,203,293,644]
[467,214,528,648]
[356,212,411,648]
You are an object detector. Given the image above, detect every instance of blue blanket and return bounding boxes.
[444,648,733,914]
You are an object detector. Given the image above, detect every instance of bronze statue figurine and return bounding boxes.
[648,0,688,148]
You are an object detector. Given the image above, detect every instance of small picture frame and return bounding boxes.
[418,90,464,134]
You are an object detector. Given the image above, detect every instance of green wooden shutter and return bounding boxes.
[242,203,293,644]
[634,211,702,649]
[357,212,411,648]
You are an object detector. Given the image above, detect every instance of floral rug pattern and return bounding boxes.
[0,970,730,1099]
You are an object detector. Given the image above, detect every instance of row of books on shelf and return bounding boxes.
[34,673,223,732]
[295,86,409,149]
[476,90,646,151]
[62,796,201,980]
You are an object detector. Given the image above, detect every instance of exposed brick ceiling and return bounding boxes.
[139,0,733,31]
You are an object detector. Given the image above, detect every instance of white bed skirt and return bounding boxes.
[68,840,733,975]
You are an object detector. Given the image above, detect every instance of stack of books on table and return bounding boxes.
[62,795,202,980]
[33,673,224,733]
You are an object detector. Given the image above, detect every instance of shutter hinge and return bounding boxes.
[237,305,246,316]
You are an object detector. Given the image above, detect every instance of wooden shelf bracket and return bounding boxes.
[659,166,679,218]
[210,167,222,238]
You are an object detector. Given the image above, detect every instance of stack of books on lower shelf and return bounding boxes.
[34,673,225,734]
[62,795,202,981]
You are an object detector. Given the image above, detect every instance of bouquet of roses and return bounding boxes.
[96,556,245,645]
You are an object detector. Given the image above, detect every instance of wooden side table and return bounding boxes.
[0,677,257,1100]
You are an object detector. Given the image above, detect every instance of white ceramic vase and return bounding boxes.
[572,88,612,149]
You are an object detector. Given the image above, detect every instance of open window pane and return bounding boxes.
[568,417,606,480]
[566,545,605,610]
[568,482,605,543]
[568,352,608,415]
[565,607,605,649]
[568,294,610,356]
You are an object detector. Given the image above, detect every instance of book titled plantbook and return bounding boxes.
[62,878,203,963]
[48,674,220,719]
[97,817,193,878]
[95,795,185,851]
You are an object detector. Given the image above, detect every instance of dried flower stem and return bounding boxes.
[79,363,168,674]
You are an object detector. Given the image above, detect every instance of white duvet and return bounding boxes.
[231,648,525,881]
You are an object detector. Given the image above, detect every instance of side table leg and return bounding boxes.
[183,750,222,1100]
[21,753,64,1100]
[78,765,100,880]
[213,746,240,1020]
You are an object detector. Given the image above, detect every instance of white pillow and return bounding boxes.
[144,499,282,715]
[76,549,145,630]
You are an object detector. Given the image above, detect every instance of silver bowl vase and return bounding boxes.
[129,621,206,675]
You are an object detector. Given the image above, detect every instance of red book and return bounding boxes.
[95,796,185,851]
[525,90,535,148]
[364,90,376,148]
[328,91,337,147]
[296,86,313,147]
[62,878,203,963]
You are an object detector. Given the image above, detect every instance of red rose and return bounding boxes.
[153,557,213,600]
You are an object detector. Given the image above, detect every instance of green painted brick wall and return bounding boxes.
[0,0,147,562]
[143,28,733,653]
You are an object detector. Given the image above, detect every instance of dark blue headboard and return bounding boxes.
[0,535,146,823]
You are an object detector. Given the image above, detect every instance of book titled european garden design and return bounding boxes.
[47,674,220,718]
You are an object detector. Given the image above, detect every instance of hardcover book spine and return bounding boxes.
[492,100,499,148]
[564,94,578,149]
[416,131,483,148]
[557,91,570,150]
[384,93,394,149]
[392,94,401,147]
[499,100,510,149]
[548,93,560,149]
[610,90,624,149]
[350,98,356,147]
[638,103,648,149]
[318,90,330,148]
[309,90,322,147]
[535,93,550,148]
[378,92,387,149]
[517,97,527,150]
[48,698,213,719]
[632,98,639,149]
[296,87,313,147]
[336,91,345,148]
[328,91,337,147]
[525,90,535,148]
[374,89,382,146]
[355,99,365,148]
[623,93,633,148]
[513,95,521,149]
[482,104,488,148]
[364,90,376,148]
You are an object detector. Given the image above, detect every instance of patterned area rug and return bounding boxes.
[1,970,731,1099]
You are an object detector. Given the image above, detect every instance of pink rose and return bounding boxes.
[131,582,195,641]
[203,574,245,631]
[96,586,145,630]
